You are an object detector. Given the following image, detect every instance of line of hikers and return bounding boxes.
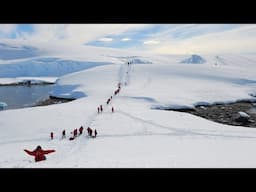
[97,82,121,114]
[26,61,132,162]
[49,126,97,141]
[97,105,103,113]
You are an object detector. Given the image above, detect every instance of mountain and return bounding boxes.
[0,57,111,77]
[0,43,40,60]
[180,54,206,64]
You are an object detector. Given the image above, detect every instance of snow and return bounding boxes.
[0,43,40,60]
[1,44,256,167]
[238,112,250,118]
[0,57,113,78]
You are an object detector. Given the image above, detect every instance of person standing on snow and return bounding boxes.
[62,130,66,139]
[100,105,103,112]
[79,126,84,135]
[93,129,97,138]
[74,129,78,138]
[112,106,114,113]
[87,127,92,137]
[24,145,55,162]
[97,107,100,114]
[50,132,54,140]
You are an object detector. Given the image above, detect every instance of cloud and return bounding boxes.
[143,24,256,54]
[98,37,113,42]
[15,24,150,45]
[0,24,17,36]
[143,40,160,45]
[2,24,255,55]
[121,38,131,41]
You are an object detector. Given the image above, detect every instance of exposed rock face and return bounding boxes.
[166,101,256,128]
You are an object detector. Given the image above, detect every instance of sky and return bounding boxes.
[0,24,255,54]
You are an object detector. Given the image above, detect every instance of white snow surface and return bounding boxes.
[1,46,256,167]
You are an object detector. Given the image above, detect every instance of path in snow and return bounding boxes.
[57,60,133,161]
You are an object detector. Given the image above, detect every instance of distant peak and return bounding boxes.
[181,54,206,64]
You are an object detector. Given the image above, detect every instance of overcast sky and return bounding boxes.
[0,24,255,54]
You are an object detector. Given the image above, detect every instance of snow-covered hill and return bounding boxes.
[0,43,40,60]
[0,57,114,78]
[1,43,256,167]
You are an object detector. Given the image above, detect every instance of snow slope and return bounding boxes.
[1,47,256,167]
[0,57,113,78]
[0,43,40,60]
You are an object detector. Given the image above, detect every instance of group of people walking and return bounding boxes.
[25,60,133,162]
[49,125,97,141]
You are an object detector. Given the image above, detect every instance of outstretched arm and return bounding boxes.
[24,149,35,156]
[42,150,55,155]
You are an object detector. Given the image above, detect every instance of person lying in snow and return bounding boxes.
[24,145,55,162]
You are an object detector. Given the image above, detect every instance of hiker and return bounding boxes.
[24,145,55,162]
[50,132,53,140]
[62,130,66,139]
[107,98,110,105]
[87,127,92,137]
[112,106,114,113]
[100,105,103,112]
[94,129,97,138]
[97,107,100,114]
[79,126,84,135]
[89,128,93,137]
[74,128,78,138]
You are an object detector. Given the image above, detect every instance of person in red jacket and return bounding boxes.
[94,129,97,138]
[62,129,66,139]
[79,126,84,135]
[24,145,55,162]
[74,129,78,137]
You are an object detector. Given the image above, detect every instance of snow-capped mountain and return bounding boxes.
[180,54,206,64]
[0,57,112,77]
[0,43,40,60]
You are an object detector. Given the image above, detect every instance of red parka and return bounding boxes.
[24,148,55,162]
[79,126,84,134]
